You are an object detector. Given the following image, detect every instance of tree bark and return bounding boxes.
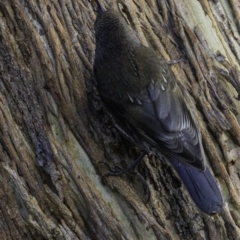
[0,0,240,239]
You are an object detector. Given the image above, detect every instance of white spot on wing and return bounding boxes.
[128,93,134,103]
[162,74,168,83]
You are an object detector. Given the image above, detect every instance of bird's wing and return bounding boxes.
[101,81,223,214]
[102,75,206,170]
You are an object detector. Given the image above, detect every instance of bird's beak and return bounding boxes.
[95,0,104,13]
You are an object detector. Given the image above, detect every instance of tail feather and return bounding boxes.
[169,158,223,214]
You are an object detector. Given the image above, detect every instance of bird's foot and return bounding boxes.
[105,151,146,177]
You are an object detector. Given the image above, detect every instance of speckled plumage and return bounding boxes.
[94,7,222,214]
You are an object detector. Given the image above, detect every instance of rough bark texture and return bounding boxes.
[0,0,240,239]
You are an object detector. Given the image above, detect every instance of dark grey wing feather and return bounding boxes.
[149,79,205,169]
[102,82,205,170]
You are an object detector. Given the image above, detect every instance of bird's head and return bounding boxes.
[94,2,140,57]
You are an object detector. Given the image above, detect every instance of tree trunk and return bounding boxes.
[0,0,240,239]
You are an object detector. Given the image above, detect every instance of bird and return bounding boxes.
[93,1,223,215]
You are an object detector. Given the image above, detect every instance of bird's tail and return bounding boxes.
[169,158,223,214]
